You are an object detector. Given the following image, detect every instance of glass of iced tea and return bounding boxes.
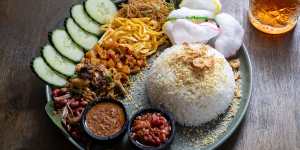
[249,0,299,34]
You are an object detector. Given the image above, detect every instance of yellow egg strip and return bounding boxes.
[100,17,168,56]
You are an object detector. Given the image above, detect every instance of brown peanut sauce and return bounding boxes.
[86,102,125,137]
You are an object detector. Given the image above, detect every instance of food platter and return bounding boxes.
[45,44,252,150]
[29,0,254,149]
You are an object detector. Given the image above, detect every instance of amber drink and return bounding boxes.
[249,0,299,34]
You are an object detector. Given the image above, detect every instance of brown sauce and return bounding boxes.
[86,102,125,137]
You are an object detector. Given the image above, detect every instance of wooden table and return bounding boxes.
[0,0,299,149]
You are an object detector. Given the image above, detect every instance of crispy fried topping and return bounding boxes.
[229,59,240,69]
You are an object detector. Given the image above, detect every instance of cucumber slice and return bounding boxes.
[85,0,117,24]
[51,29,84,62]
[32,57,67,87]
[66,18,98,50]
[42,44,76,77]
[71,4,103,35]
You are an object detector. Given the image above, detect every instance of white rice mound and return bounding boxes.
[146,44,235,126]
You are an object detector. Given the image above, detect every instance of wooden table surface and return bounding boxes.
[0,0,299,150]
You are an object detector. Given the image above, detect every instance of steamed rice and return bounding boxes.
[146,44,235,126]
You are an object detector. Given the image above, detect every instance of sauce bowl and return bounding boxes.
[128,108,176,150]
[81,98,128,144]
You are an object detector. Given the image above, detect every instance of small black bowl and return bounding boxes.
[128,108,176,150]
[81,98,128,144]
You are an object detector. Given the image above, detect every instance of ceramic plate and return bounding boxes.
[45,43,252,150]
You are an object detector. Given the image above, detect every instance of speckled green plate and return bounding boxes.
[45,44,252,150]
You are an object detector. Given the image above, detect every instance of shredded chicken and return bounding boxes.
[118,0,174,27]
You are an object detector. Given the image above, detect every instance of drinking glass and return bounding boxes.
[249,0,299,34]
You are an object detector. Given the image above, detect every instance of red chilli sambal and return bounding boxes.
[131,112,171,146]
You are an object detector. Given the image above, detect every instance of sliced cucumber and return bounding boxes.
[71,4,103,35]
[42,44,76,77]
[66,18,98,50]
[32,57,67,87]
[51,29,84,62]
[85,0,117,24]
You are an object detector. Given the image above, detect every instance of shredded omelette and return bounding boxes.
[101,17,168,56]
